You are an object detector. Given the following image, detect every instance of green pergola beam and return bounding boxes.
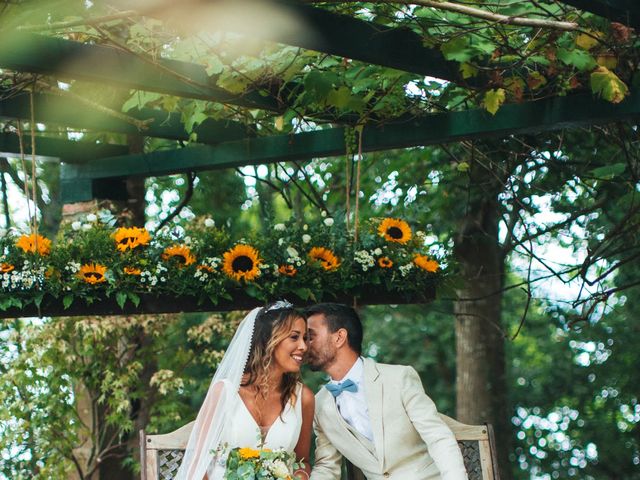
[560,0,640,28]
[0,91,249,143]
[0,133,128,162]
[0,32,278,110]
[60,89,640,202]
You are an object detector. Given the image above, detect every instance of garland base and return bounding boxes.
[0,286,436,318]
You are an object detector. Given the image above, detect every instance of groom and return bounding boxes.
[305,303,468,480]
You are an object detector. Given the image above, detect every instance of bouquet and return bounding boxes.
[224,447,304,480]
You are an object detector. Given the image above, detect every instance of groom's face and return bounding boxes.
[306,313,338,372]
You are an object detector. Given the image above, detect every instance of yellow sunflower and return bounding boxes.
[162,245,196,267]
[238,448,260,460]
[278,264,297,277]
[16,233,51,255]
[377,257,393,268]
[123,266,142,275]
[413,254,440,273]
[308,247,340,271]
[378,218,412,244]
[0,263,15,273]
[78,263,108,284]
[113,227,151,252]
[222,244,261,281]
[197,264,215,273]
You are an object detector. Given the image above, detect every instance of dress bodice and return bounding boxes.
[225,382,303,451]
[208,381,303,479]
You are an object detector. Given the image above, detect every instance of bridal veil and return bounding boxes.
[175,306,261,480]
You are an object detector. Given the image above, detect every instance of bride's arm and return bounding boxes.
[293,385,315,479]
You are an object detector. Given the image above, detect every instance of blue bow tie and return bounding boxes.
[325,379,358,398]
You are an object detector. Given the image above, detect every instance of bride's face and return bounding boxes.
[272,317,308,373]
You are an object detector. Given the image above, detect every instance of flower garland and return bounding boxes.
[0,213,445,312]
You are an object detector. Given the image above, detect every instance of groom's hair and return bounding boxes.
[305,303,363,355]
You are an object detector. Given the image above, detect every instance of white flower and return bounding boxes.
[81,223,92,231]
[71,221,82,231]
[323,217,334,227]
[204,218,215,228]
[274,223,286,231]
[302,234,311,244]
[354,250,375,269]
[303,224,309,231]
[86,213,97,222]
[286,246,299,258]
[399,263,414,277]
[269,459,290,478]
[278,238,285,246]
[374,248,382,256]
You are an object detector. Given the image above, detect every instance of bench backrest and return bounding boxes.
[140,415,499,480]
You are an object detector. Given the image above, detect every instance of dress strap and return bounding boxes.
[294,382,303,413]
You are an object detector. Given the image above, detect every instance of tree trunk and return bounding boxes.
[453,153,512,479]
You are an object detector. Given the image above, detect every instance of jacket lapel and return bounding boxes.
[363,358,385,467]
[318,388,378,465]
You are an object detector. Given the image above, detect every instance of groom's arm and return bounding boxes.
[401,366,469,480]
[309,414,342,480]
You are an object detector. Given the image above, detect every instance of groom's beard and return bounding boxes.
[306,345,337,372]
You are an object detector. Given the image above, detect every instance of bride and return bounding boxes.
[176,302,314,480]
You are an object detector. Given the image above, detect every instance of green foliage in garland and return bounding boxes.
[0,211,443,313]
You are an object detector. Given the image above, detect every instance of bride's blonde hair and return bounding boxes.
[242,304,302,411]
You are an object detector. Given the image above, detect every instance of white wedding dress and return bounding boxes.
[208,380,304,480]
[175,306,304,480]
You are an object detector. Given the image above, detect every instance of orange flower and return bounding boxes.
[377,257,393,268]
[413,254,439,272]
[16,233,51,255]
[0,263,14,273]
[162,245,196,267]
[222,244,261,281]
[278,264,297,277]
[197,264,215,273]
[123,266,142,275]
[378,218,412,244]
[113,227,151,252]
[238,447,260,460]
[78,263,108,284]
[308,247,340,271]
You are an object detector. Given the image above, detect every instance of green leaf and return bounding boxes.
[556,48,597,71]
[121,91,163,112]
[457,161,470,172]
[441,37,473,62]
[326,86,351,109]
[576,32,602,51]
[184,112,209,134]
[459,63,478,79]
[590,66,629,104]
[205,56,225,76]
[128,292,141,308]
[34,293,44,308]
[63,294,74,310]
[590,163,626,179]
[304,71,333,101]
[116,292,127,310]
[293,287,313,300]
[482,88,506,115]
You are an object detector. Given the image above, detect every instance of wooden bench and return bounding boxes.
[140,415,499,479]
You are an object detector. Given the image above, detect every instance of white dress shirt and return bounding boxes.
[328,357,374,442]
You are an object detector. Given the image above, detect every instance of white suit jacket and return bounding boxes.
[311,358,468,480]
